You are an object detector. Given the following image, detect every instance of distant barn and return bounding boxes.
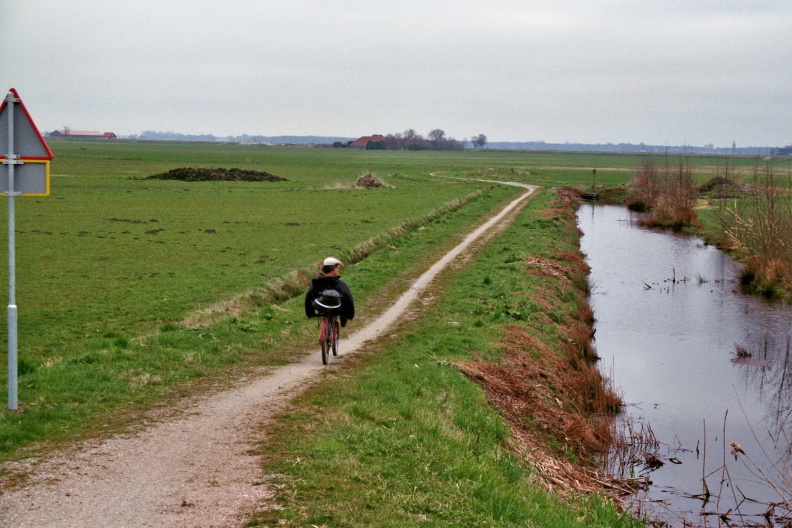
[349,134,387,149]
[49,129,116,139]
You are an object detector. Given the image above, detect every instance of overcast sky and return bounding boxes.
[1,1,790,147]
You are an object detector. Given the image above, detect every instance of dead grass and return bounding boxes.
[542,187,582,222]
[523,250,590,286]
[557,250,591,275]
[562,320,599,362]
[183,269,312,327]
[524,257,571,282]
[459,324,623,498]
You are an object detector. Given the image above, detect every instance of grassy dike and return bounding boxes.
[250,189,639,527]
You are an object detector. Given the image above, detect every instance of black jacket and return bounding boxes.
[304,275,355,321]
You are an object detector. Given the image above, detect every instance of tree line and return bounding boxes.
[338,129,487,151]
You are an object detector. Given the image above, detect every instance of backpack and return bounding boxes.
[312,289,342,316]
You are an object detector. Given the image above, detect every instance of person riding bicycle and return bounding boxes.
[304,257,355,327]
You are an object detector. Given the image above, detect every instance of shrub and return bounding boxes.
[364,140,386,150]
[721,163,792,295]
[628,154,697,228]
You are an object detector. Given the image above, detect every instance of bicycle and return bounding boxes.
[312,289,342,365]
[319,313,339,365]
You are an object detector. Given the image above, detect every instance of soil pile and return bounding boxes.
[147,167,287,182]
[698,176,745,197]
[354,172,390,189]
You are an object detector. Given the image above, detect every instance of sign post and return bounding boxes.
[0,88,52,410]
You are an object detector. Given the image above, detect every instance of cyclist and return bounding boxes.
[304,257,355,327]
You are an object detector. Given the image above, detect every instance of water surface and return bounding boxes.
[578,204,792,526]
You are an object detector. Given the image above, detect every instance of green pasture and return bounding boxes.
[0,141,520,453]
[5,141,775,523]
[0,142,783,459]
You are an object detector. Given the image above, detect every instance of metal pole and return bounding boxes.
[5,91,18,411]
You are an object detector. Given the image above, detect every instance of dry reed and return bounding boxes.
[628,154,698,229]
[721,163,792,295]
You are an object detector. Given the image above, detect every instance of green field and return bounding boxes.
[0,142,518,450]
[3,140,665,379]
[8,143,500,360]
[3,141,778,524]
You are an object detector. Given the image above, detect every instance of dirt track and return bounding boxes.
[0,185,537,528]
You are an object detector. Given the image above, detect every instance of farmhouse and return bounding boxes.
[349,135,387,149]
[49,130,117,139]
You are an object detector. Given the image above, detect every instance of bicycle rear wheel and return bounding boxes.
[320,318,329,365]
[331,319,339,356]
[321,339,329,365]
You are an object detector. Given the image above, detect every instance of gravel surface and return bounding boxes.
[0,185,536,528]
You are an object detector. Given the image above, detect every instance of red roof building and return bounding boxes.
[49,130,117,139]
[350,135,388,149]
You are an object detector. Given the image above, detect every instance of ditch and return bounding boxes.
[578,204,792,526]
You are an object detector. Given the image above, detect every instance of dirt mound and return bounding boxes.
[147,167,287,182]
[353,171,390,189]
[698,176,741,195]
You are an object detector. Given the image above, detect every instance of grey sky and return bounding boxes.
[2,1,789,147]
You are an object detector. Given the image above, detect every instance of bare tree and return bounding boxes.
[445,137,465,150]
[386,132,403,150]
[471,134,487,149]
[428,129,446,149]
[428,129,445,142]
[403,129,426,150]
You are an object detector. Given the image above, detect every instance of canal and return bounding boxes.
[578,204,792,526]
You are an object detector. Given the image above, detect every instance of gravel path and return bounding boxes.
[0,185,536,528]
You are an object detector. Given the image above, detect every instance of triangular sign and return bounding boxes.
[0,88,53,160]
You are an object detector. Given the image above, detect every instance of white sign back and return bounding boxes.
[0,88,53,160]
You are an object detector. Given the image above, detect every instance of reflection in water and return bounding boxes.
[578,204,792,526]
[743,337,792,447]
